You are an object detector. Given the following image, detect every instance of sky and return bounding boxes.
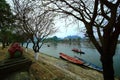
[51,17,85,38]
[6,0,85,38]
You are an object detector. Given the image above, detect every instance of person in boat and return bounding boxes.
[47,44,50,47]
[80,51,85,55]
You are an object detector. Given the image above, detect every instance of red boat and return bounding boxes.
[72,48,85,54]
[59,52,84,65]
[72,48,81,52]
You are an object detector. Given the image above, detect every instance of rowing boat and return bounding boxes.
[59,52,84,65]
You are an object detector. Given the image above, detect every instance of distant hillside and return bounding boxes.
[64,35,81,39]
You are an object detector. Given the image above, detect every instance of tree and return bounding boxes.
[42,0,120,80]
[0,0,14,48]
[12,0,57,60]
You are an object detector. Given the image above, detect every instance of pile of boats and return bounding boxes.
[59,52,103,72]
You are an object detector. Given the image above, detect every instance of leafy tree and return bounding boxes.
[53,36,58,41]
[43,0,120,80]
[0,0,14,48]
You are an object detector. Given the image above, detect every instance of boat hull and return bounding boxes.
[59,53,84,65]
[72,49,85,54]
[74,56,103,72]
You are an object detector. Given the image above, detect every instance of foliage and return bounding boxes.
[0,0,15,48]
[0,0,13,28]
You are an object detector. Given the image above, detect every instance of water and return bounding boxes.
[24,42,120,78]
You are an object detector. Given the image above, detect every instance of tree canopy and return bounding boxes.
[12,0,57,57]
[0,0,15,48]
[0,0,14,28]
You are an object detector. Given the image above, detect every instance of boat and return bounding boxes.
[59,52,84,65]
[72,48,85,54]
[74,56,103,72]
[47,44,50,47]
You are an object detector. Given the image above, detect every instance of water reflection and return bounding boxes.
[51,42,58,49]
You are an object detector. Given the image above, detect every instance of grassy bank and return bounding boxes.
[24,48,104,80]
[0,47,119,80]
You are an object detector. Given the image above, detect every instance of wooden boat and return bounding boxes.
[72,48,85,54]
[59,52,84,65]
[74,56,103,72]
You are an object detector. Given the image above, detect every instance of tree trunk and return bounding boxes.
[26,42,29,48]
[25,42,30,52]
[2,41,5,49]
[34,52,39,60]
[101,55,114,80]
[33,43,40,60]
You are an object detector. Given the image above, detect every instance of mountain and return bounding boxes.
[64,35,81,39]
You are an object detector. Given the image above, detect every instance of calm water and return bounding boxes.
[24,42,120,78]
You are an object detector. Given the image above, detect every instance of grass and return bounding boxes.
[0,46,8,61]
[0,47,104,80]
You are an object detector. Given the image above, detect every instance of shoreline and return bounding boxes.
[26,48,119,80]
[0,47,119,80]
[25,48,104,80]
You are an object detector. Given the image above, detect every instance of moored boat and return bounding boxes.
[74,56,103,72]
[72,48,85,54]
[59,52,84,65]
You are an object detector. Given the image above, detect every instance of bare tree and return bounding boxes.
[12,0,57,60]
[42,0,120,80]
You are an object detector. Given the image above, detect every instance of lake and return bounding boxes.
[24,42,120,78]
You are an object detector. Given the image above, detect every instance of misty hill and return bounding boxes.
[64,35,81,39]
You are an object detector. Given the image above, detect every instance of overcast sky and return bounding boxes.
[51,16,85,38]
